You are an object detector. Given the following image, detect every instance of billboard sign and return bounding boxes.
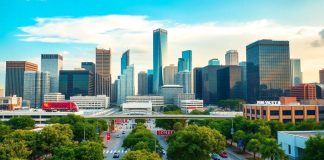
[157,130,174,136]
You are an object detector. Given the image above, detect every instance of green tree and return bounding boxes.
[155,110,185,130]
[217,99,245,111]
[301,134,324,160]
[7,116,35,130]
[233,130,246,152]
[52,145,76,160]
[163,105,180,112]
[0,139,32,160]
[0,124,11,142]
[167,125,226,160]
[135,119,146,124]
[121,150,161,160]
[73,122,98,142]
[133,141,150,151]
[76,141,104,160]
[173,122,184,131]
[247,139,261,160]
[260,138,286,160]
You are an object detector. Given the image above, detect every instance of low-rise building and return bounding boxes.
[0,95,22,110]
[290,84,316,100]
[44,92,65,102]
[180,100,204,113]
[126,96,164,112]
[243,97,323,123]
[160,85,183,105]
[122,102,152,115]
[70,95,109,110]
[278,130,324,160]
[174,93,195,107]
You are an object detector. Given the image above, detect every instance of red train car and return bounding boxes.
[42,102,79,112]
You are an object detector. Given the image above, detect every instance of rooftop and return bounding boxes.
[279,130,324,139]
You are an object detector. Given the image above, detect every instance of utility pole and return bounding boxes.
[83,126,86,141]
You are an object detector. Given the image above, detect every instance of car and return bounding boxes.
[116,134,121,138]
[219,151,228,158]
[211,153,220,160]
[162,149,166,155]
[122,131,126,134]
[113,152,120,158]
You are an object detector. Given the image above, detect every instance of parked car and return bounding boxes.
[122,131,126,134]
[116,134,121,138]
[211,153,220,160]
[219,151,228,158]
[113,152,120,158]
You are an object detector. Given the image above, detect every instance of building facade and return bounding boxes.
[225,50,239,65]
[0,95,22,110]
[174,93,195,107]
[81,62,95,74]
[138,71,148,96]
[319,69,324,84]
[5,61,38,98]
[0,87,4,97]
[180,100,204,113]
[182,50,192,71]
[291,84,316,100]
[247,40,291,102]
[23,71,50,108]
[59,69,95,100]
[163,64,178,85]
[147,69,154,95]
[121,50,130,74]
[176,71,192,93]
[117,65,134,105]
[110,80,118,104]
[122,102,152,115]
[95,48,111,97]
[153,28,167,94]
[239,62,248,101]
[193,67,203,100]
[160,85,183,104]
[208,58,220,66]
[44,92,65,102]
[290,59,302,86]
[126,96,164,111]
[41,54,63,93]
[70,95,109,109]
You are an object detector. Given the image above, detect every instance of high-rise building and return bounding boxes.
[121,50,130,74]
[5,61,38,97]
[147,69,154,95]
[0,86,4,97]
[81,62,95,74]
[319,69,324,84]
[41,54,63,93]
[23,71,50,108]
[208,58,220,66]
[138,71,148,95]
[178,58,185,72]
[176,71,192,93]
[193,67,203,99]
[117,65,134,104]
[247,40,291,102]
[111,80,118,104]
[153,28,167,94]
[163,64,178,85]
[96,48,111,97]
[290,59,302,86]
[160,85,183,104]
[182,50,192,71]
[225,50,239,65]
[239,62,247,101]
[59,69,95,99]
[291,84,316,100]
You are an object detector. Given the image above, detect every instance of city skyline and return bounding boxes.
[1,0,324,90]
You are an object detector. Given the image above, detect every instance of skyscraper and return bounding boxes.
[147,69,154,95]
[290,59,302,86]
[178,58,185,72]
[176,71,192,93]
[247,40,291,102]
[5,61,38,97]
[121,50,130,74]
[41,54,63,93]
[81,62,95,74]
[239,62,247,101]
[23,71,50,108]
[182,50,192,71]
[111,80,118,104]
[59,69,95,99]
[193,67,203,99]
[138,71,148,95]
[163,64,178,85]
[320,69,324,84]
[96,48,111,97]
[208,58,220,66]
[117,65,134,104]
[225,50,239,65]
[153,28,167,94]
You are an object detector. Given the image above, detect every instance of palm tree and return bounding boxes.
[260,138,286,160]
[247,139,261,160]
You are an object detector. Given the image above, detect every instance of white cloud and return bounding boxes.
[18,15,324,85]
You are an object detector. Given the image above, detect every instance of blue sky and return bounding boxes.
[1,0,324,90]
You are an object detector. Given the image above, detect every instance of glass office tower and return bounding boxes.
[41,54,63,93]
[153,28,167,94]
[182,50,192,71]
[121,50,130,74]
[246,40,291,102]
[208,58,220,66]
[147,69,154,95]
[117,65,134,104]
[290,59,302,86]
[225,50,239,65]
[81,62,95,74]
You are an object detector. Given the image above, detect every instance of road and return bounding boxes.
[146,119,168,160]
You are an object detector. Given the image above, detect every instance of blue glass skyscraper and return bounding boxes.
[208,58,220,66]
[153,28,167,94]
[182,50,192,71]
[178,58,185,72]
[121,50,130,74]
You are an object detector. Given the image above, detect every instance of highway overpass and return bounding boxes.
[84,114,236,119]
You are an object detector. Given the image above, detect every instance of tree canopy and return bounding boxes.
[122,150,161,160]
[6,116,35,130]
[301,134,324,160]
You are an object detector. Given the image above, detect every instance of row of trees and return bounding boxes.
[122,124,162,160]
[155,105,186,130]
[0,117,104,160]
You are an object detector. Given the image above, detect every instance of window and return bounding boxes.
[246,109,250,114]
[252,110,255,114]
[257,110,260,115]
[288,145,291,154]
[263,110,267,115]
[295,110,304,115]
[307,110,316,115]
[283,119,292,123]
[270,110,279,115]
[283,110,291,115]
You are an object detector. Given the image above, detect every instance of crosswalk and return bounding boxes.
[103,149,128,154]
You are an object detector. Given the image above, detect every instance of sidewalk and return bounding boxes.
[226,140,261,160]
